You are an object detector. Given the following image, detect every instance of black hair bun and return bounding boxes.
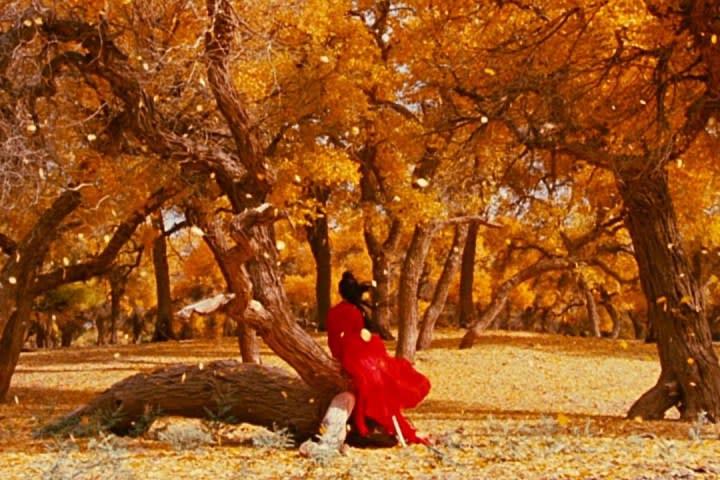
[339,271,370,304]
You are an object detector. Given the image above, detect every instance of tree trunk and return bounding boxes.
[417,223,468,350]
[37,360,329,442]
[396,224,436,361]
[188,205,260,364]
[578,278,601,337]
[620,170,720,421]
[0,190,81,401]
[151,216,175,342]
[366,245,397,340]
[599,287,622,339]
[242,225,346,392]
[0,301,33,400]
[109,270,126,345]
[460,257,573,348]
[305,185,332,331]
[458,221,479,327]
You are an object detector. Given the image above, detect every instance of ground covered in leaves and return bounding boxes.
[1,330,719,479]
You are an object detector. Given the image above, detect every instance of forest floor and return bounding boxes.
[1,329,720,479]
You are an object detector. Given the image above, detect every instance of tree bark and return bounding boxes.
[151,215,175,342]
[458,221,479,327]
[599,286,622,339]
[0,190,81,400]
[578,278,601,337]
[460,257,574,349]
[305,185,332,331]
[417,223,469,350]
[360,143,399,341]
[109,269,127,345]
[187,205,260,363]
[365,235,398,341]
[396,223,437,361]
[37,360,329,442]
[619,169,720,421]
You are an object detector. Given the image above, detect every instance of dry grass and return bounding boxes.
[1,329,719,479]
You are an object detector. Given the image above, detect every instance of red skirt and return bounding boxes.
[340,333,430,444]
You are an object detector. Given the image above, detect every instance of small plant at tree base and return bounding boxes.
[30,433,133,480]
[156,422,215,451]
[34,405,124,439]
[251,425,295,450]
[128,404,162,437]
[688,411,710,442]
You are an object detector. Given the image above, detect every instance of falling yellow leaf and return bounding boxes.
[655,296,667,304]
[687,357,695,365]
[360,329,372,342]
[198,362,204,370]
[484,67,496,75]
[415,178,430,188]
[181,373,187,384]
[619,340,628,350]
[8,276,17,285]
[281,391,288,399]
[712,34,718,45]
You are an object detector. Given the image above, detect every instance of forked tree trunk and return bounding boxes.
[457,221,479,327]
[396,224,437,361]
[620,170,720,421]
[417,224,469,350]
[460,257,573,349]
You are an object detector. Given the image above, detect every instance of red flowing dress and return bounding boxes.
[327,301,430,444]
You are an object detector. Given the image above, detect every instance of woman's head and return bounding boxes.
[339,271,369,304]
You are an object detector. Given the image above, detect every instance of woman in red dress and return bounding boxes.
[327,271,430,445]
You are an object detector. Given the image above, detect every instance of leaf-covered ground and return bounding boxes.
[1,330,719,479]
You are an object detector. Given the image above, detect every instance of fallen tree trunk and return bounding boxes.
[37,360,332,442]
